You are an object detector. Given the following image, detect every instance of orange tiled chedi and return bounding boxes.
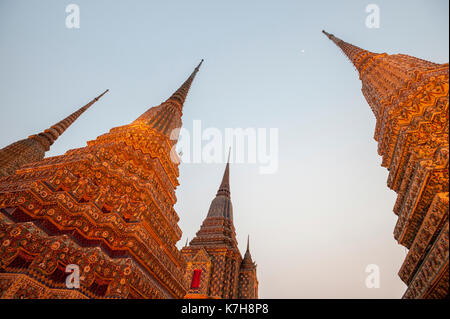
[0,61,203,298]
[323,30,449,299]
[181,157,258,299]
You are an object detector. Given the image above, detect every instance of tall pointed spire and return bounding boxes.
[323,30,449,299]
[187,151,236,249]
[217,149,231,198]
[242,235,255,267]
[167,59,204,108]
[322,30,386,78]
[0,89,108,177]
[0,63,208,298]
[133,60,203,138]
[29,89,109,150]
[206,152,233,220]
[181,150,258,299]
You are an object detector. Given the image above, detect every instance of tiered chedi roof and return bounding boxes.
[323,30,449,299]
[0,90,108,177]
[0,61,202,299]
[181,157,258,299]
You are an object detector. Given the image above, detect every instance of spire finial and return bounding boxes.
[94,89,109,101]
[246,235,250,252]
[0,89,108,177]
[216,148,231,198]
[322,30,383,77]
[322,30,341,44]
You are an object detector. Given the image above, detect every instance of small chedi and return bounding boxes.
[323,30,449,299]
[0,62,203,298]
[181,157,258,299]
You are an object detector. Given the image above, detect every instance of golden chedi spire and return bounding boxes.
[324,30,449,299]
[0,90,108,177]
[0,62,202,299]
[241,235,255,268]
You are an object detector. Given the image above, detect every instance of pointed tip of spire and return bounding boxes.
[133,61,203,130]
[164,60,204,108]
[246,235,250,252]
[196,59,204,70]
[30,89,108,148]
[322,30,383,76]
[322,30,331,37]
[216,150,231,198]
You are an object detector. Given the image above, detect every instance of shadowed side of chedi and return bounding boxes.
[323,30,449,299]
[0,62,204,298]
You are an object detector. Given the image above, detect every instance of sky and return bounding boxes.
[0,0,448,298]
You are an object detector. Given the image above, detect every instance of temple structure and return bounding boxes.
[0,61,202,298]
[323,30,449,299]
[181,158,258,299]
[0,90,108,177]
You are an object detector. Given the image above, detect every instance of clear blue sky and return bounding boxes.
[0,0,448,298]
